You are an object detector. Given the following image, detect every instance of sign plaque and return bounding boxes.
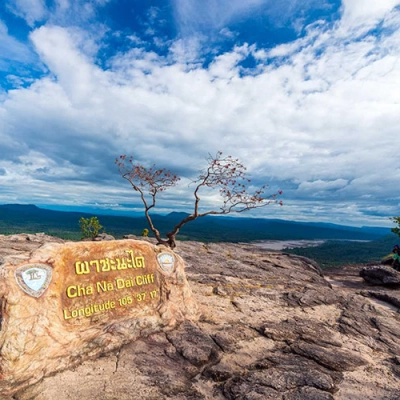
[157,252,175,274]
[14,263,53,298]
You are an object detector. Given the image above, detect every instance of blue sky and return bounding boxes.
[0,0,399,227]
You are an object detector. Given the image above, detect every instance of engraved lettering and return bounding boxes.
[135,256,145,269]
[115,277,135,289]
[96,280,115,293]
[125,250,135,268]
[135,274,154,286]
[66,284,94,298]
[90,260,100,273]
[75,261,90,275]
[116,257,128,270]
[100,258,110,272]
[63,300,116,320]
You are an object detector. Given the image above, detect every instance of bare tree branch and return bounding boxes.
[116,152,282,249]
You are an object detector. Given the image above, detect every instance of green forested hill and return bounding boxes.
[0,204,395,266]
[0,204,391,244]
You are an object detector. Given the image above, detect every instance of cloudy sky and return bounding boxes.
[0,0,399,227]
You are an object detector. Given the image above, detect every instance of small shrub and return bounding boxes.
[79,217,103,240]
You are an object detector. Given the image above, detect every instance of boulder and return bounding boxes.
[0,239,197,395]
[359,265,400,285]
[93,233,116,241]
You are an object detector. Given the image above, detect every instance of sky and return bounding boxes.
[0,0,399,228]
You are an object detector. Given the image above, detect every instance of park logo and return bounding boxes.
[157,253,175,274]
[15,264,53,298]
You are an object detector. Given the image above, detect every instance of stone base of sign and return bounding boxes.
[0,239,198,396]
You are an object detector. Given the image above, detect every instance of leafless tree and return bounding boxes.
[116,151,282,249]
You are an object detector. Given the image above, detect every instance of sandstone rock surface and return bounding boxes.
[1,234,400,400]
[0,235,197,395]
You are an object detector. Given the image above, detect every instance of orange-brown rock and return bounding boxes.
[0,239,197,395]
[2,234,400,400]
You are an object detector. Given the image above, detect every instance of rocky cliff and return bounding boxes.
[1,234,400,400]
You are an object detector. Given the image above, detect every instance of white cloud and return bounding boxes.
[172,0,335,38]
[298,179,349,193]
[30,26,103,104]
[0,20,34,64]
[127,34,145,46]
[168,37,204,64]
[208,45,249,78]
[7,0,112,30]
[340,0,400,32]
[172,0,266,36]
[0,3,400,226]
[219,28,238,40]
[6,0,47,26]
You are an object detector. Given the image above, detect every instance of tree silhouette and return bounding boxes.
[116,151,282,249]
[391,217,400,238]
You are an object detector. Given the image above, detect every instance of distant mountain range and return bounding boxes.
[0,204,391,242]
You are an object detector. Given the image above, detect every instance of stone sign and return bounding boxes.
[0,239,197,395]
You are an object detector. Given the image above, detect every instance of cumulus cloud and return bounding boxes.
[340,0,400,33]
[0,2,399,226]
[6,0,47,26]
[30,26,101,103]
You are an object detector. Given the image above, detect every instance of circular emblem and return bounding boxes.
[15,264,53,298]
[157,253,175,274]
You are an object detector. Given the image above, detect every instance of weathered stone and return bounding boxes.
[284,287,340,308]
[338,294,400,355]
[166,320,221,367]
[390,356,400,378]
[339,295,377,336]
[291,341,367,371]
[222,358,336,399]
[360,265,400,285]
[202,362,235,382]
[370,316,400,356]
[93,233,116,241]
[223,376,282,400]
[259,318,342,347]
[0,239,197,395]
[1,235,400,399]
[363,290,400,308]
[210,330,238,353]
[252,353,344,389]
[283,386,335,400]
[250,367,334,392]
